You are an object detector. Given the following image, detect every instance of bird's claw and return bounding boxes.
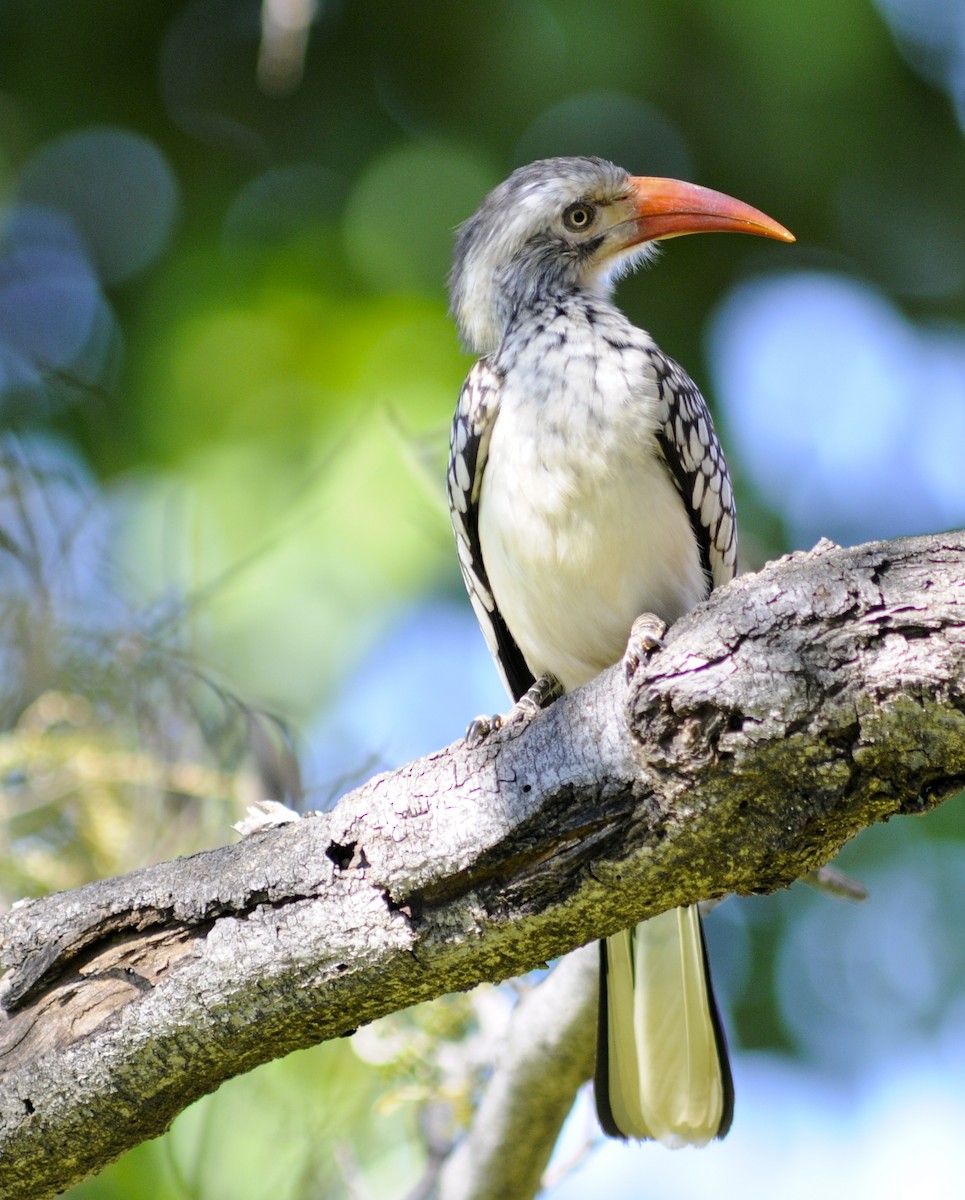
[623,613,668,681]
[464,673,563,747]
[466,712,504,747]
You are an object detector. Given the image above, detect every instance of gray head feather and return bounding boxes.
[449,156,637,354]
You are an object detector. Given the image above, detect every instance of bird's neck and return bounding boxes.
[497,287,626,358]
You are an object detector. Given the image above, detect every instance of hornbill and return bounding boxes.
[447,156,792,1145]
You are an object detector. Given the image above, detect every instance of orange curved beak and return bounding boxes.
[625,176,795,245]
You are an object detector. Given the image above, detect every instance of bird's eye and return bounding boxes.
[562,203,596,231]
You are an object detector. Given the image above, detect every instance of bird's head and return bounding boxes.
[449,156,794,354]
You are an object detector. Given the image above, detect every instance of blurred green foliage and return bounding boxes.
[2,0,965,1195]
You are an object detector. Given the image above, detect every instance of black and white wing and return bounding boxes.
[447,358,535,702]
[647,348,738,593]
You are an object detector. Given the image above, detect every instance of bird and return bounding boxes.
[446,156,793,1146]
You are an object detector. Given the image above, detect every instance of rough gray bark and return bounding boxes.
[2,532,965,1200]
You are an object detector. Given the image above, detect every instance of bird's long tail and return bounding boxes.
[594,905,734,1146]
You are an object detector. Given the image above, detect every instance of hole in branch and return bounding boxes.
[382,889,421,920]
[326,841,356,870]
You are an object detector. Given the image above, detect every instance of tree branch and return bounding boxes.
[2,532,965,1200]
[437,944,598,1200]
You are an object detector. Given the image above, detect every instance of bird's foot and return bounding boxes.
[623,613,667,681]
[465,672,563,748]
[466,712,503,746]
